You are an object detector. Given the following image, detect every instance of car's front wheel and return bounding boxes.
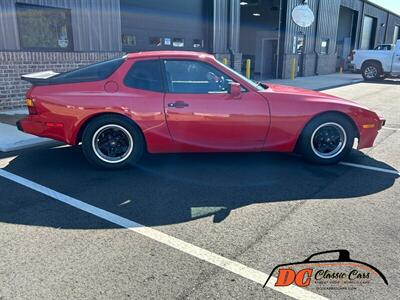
[82,116,144,169]
[299,114,355,165]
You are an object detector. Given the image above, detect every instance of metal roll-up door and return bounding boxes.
[121,0,211,53]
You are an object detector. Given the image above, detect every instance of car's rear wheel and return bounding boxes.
[361,62,382,81]
[82,116,144,169]
[299,114,355,164]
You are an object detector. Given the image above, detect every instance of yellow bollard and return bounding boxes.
[290,57,296,80]
[246,59,251,79]
[222,57,228,66]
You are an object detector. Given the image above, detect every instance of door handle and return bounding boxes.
[168,101,189,108]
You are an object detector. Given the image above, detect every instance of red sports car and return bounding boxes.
[18,51,385,169]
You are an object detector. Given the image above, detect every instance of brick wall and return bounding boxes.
[0,51,124,111]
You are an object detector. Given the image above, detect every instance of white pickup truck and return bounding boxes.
[350,39,400,81]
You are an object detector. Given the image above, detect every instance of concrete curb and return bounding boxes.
[315,79,364,91]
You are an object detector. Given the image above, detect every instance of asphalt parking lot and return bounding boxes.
[0,80,399,299]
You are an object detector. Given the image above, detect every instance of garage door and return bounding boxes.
[121,0,212,53]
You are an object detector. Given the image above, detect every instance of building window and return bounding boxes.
[16,3,73,51]
[320,39,329,55]
[172,38,184,47]
[149,37,162,47]
[122,34,136,46]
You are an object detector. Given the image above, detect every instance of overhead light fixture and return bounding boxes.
[240,1,248,5]
[253,13,261,17]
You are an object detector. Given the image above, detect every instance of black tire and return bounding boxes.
[298,113,356,165]
[82,115,144,169]
[361,62,382,81]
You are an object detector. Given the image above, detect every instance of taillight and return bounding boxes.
[26,98,38,115]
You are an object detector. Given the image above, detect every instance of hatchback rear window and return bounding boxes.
[50,58,124,84]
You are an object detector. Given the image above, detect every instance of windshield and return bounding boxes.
[215,60,266,91]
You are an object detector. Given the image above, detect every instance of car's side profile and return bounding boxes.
[18,51,385,169]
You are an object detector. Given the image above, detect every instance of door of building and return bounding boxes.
[260,39,278,79]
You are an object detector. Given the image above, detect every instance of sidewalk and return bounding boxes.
[266,72,363,91]
[0,108,53,152]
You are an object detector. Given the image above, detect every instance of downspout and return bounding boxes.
[276,0,283,78]
[384,13,389,43]
[227,0,235,69]
[358,1,365,48]
[314,0,321,75]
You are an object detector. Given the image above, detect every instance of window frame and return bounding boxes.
[123,59,165,93]
[15,2,74,52]
[161,59,243,95]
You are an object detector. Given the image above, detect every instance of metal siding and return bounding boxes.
[316,0,341,54]
[363,3,389,45]
[229,0,240,53]
[0,0,121,51]
[213,0,228,53]
[284,0,323,55]
[385,14,400,44]
[0,0,20,50]
[340,0,363,11]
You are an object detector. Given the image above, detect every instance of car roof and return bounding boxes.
[125,51,215,60]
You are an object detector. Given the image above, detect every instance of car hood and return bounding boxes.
[264,83,334,97]
[262,83,370,109]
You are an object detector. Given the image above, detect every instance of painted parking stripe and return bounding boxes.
[382,126,400,131]
[0,168,328,300]
[340,162,400,176]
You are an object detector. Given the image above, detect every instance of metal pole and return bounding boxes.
[246,59,251,78]
[290,57,296,80]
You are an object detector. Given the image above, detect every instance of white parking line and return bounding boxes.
[0,168,327,300]
[340,162,400,176]
[382,127,400,131]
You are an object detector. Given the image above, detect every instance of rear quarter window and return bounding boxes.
[123,60,163,92]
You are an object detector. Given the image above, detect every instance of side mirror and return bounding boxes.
[229,82,241,98]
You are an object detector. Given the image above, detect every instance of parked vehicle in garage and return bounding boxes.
[350,39,400,81]
[18,51,385,169]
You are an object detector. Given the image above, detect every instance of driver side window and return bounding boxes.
[163,60,232,94]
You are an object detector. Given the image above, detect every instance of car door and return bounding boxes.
[392,42,400,75]
[163,59,270,151]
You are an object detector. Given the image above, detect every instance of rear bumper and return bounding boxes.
[17,116,67,143]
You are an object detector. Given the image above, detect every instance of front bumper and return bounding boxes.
[357,116,386,149]
[379,117,386,128]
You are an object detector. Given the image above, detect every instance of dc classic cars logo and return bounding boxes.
[263,250,388,290]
